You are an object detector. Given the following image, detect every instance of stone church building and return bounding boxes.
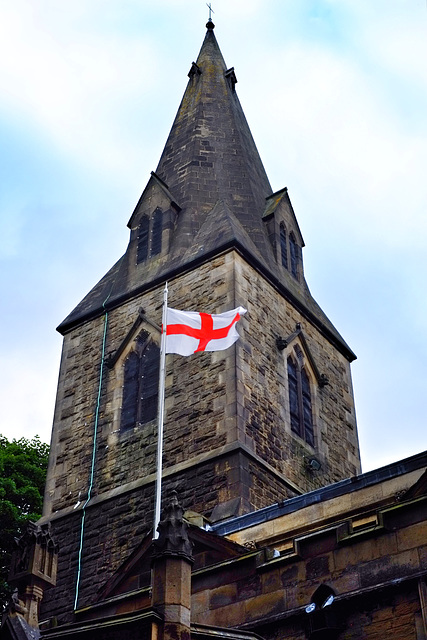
[3,20,427,640]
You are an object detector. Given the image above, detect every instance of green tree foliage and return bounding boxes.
[0,434,49,610]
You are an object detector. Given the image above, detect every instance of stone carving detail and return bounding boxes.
[9,521,58,584]
[153,491,193,561]
[243,540,257,550]
[5,521,58,630]
[6,588,28,616]
[188,61,202,80]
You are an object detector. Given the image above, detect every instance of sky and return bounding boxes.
[0,0,426,473]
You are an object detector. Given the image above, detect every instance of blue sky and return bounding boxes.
[1,0,426,473]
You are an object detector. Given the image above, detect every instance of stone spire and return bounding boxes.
[58,23,354,361]
[153,22,272,240]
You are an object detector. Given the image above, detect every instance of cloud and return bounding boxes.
[0,1,162,184]
[0,351,60,444]
[0,206,25,259]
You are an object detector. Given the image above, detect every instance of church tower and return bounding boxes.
[39,21,360,624]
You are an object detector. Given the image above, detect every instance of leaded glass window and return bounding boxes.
[280,223,288,269]
[121,332,160,431]
[289,232,298,279]
[287,354,314,446]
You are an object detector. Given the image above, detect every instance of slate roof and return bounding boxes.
[1,615,40,640]
[57,22,355,360]
[211,449,427,537]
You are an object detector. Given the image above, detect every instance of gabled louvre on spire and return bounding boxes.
[58,22,354,361]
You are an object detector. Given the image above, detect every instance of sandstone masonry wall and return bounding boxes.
[41,249,361,625]
[44,250,359,521]
[191,520,426,638]
[235,254,360,494]
[44,255,239,516]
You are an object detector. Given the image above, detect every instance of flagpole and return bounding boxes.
[153,282,168,539]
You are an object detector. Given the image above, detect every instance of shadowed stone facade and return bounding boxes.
[44,252,359,519]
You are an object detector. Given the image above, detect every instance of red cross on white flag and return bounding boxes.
[165,306,247,356]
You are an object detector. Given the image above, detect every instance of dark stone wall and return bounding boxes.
[40,251,362,628]
[40,448,296,625]
[43,257,239,517]
[44,253,360,524]
[41,459,217,625]
[191,504,427,638]
[235,255,361,493]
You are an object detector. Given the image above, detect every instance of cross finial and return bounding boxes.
[206,3,214,21]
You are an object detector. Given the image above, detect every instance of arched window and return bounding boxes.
[305,585,339,639]
[310,585,335,609]
[137,216,149,264]
[289,232,299,279]
[139,342,160,424]
[121,332,160,431]
[287,353,314,446]
[280,223,288,268]
[151,208,163,257]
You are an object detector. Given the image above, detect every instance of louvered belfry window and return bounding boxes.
[121,332,160,431]
[289,232,299,279]
[151,208,163,257]
[287,353,314,446]
[137,216,150,264]
[280,223,288,269]
[136,208,163,264]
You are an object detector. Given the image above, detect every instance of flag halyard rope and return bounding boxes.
[74,308,108,610]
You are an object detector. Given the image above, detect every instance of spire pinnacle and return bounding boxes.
[206,2,215,29]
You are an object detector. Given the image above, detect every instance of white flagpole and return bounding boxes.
[153,282,168,539]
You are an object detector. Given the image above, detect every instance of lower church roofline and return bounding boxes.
[236,570,427,632]
[211,449,427,536]
[57,240,355,362]
[39,609,161,638]
[40,613,264,640]
[191,623,264,640]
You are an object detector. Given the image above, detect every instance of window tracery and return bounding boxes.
[287,348,314,447]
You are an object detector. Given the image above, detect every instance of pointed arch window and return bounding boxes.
[289,232,299,279]
[288,350,314,446]
[305,585,339,638]
[280,223,288,269]
[121,331,160,431]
